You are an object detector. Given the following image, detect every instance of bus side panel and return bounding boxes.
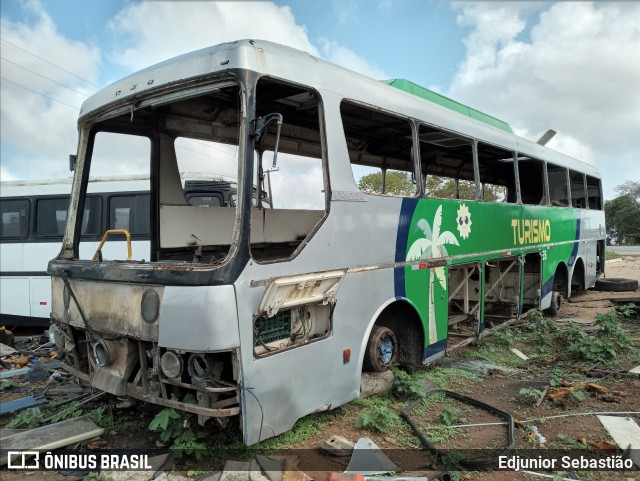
[235,198,401,445]
[0,277,31,317]
[158,285,240,352]
[30,277,51,318]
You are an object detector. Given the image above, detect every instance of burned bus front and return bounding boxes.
[49,72,251,426]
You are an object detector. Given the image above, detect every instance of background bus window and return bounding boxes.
[517,157,546,205]
[419,124,475,200]
[0,199,29,239]
[547,163,569,207]
[36,197,102,237]
[109,195,150,236]
[586,176,602,210]
[569,170,587,208]
[341,102,416,197]
[477,143,516,202]
[36,197,68,236]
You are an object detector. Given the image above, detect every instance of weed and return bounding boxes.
[616,303,638,320]
[517,388,543,405]
[417,368,480,389]
[556,433,589,450]
[559,312,630,364]
[465,341,525,367]
[7,408,41,428]
[50,401,83,423]
[392,367,425,400]
[148,395,207,460]
[492,329,518,347]
[351,394,393,408]
[83,473,113,481]
[261,413,331,449]
[571,388,586,403]
[0,380,15,391]
[439,406,463,426]
[355,405,399,432]
[87,405,107,425]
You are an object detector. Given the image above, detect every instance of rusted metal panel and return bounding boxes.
[51,277,162,341]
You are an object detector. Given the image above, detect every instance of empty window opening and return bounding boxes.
[586,176,602,210]
[477,143,517,203]
[341,101,416,197]
[517,156,546,205]
[547,163,569,207]
[250,78,327,262]
[569,170,586,208]
[419,124,476,200]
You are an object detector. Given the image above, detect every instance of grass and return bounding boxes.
[605,250,622,261]
[415,367,481,389]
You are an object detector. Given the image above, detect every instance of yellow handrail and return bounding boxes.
[92,229,132,261]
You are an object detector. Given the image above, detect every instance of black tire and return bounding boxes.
[594,278,639,292]
[544,291,561,316]
[363,325,398,372]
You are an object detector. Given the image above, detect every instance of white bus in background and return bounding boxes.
[0,174,255,326]
[0,175,151,326]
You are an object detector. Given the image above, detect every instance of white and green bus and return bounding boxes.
[49,40,605,445]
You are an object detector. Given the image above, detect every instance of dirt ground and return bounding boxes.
[2,256,640,481]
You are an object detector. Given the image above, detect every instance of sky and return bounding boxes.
[1,0,639,200]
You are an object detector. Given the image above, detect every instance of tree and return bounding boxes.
[614,180,640,201]
[358,171,502,201]
[357,171,415,196]
[605,181,640,244]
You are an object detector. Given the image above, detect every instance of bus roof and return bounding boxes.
[384,79,513,133]
[78,39,599,179]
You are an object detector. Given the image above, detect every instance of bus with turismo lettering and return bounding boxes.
[47,39,605,445]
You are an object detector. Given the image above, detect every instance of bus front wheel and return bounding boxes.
[363,325,398,372]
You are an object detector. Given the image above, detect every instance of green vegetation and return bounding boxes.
[517,388,544,406]
[148,396,207,460]
[392,366,426,400]
[439,405,463,426]
[355,405,399,432]
[6,408,41,428]
[558,311,630,364]
[416,367,480,389]
[605,180,640,244]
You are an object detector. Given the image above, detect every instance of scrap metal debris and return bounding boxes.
[345,437,398,475]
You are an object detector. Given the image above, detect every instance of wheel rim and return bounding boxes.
[378,334,394,366]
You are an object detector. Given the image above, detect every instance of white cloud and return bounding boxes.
[0,0,101,180]
[318,38,388,79]
[449,2,640,197]
[107,1,318,71]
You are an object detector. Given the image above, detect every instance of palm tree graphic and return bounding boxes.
[406,205,459,344]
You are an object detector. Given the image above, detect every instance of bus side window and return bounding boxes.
[477,143,517,203]
[547,163,569,207]
[109,195,149,236]
[36,197,68,237]
[517,156,546,205]
[586,175,602,210]
[419,124,475,200]
[0,199,29,238]
[569,170,586,208]
[341,101,416,197]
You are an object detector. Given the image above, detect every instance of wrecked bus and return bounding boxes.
[49,40,605,445]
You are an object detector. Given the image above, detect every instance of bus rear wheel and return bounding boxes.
[363,325,398,372]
